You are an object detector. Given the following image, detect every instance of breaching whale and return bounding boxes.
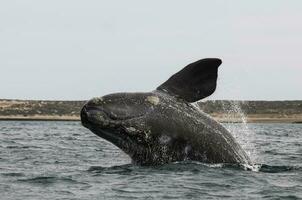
[81,58,251,166]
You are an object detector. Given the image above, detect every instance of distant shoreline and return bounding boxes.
[0,115,301,123]
[0,115,79,121]
[1,99,302,123]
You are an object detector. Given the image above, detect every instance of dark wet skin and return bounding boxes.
[81,58,252,166]
[81,91,251,166]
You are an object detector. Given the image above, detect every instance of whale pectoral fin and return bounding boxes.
[157,58,222,103]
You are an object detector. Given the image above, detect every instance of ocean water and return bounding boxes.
[0,121,301,200]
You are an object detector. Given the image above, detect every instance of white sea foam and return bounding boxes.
[221,101,258,164]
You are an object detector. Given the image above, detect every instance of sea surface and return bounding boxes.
[0,121,301,200]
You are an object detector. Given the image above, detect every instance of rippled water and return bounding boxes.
[0,121,301,199]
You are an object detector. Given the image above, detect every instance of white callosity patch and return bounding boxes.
[125,127,138,134]
[143,129,151,137]
[145,96,160,106]
[159,135,171,145]
[91,97,104,104]
[96,114,109,126]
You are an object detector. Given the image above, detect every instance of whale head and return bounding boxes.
[81,91,196,165]
[81,92,160,160]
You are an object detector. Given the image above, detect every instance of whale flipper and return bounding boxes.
[157,58,222,102]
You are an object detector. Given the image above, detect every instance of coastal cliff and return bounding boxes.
[0,99,302,123]
[0,100,85,121]
[198,100,302,123]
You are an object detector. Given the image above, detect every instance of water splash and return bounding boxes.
[219,100,258,164]
[241,163,262,172]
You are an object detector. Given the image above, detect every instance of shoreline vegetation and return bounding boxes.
[0,99,302,123]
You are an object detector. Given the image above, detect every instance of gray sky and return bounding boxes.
[1,0,301,100]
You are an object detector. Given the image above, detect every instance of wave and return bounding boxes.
[1,172,25,177]
[17,176,86,185]
[257,164,301,173]
[87,161,302,174]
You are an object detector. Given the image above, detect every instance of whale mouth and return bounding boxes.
[81,105,124,129]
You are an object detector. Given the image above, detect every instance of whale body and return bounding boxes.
[81,58,251,165]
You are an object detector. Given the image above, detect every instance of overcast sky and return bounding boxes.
[1,1,301,100]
